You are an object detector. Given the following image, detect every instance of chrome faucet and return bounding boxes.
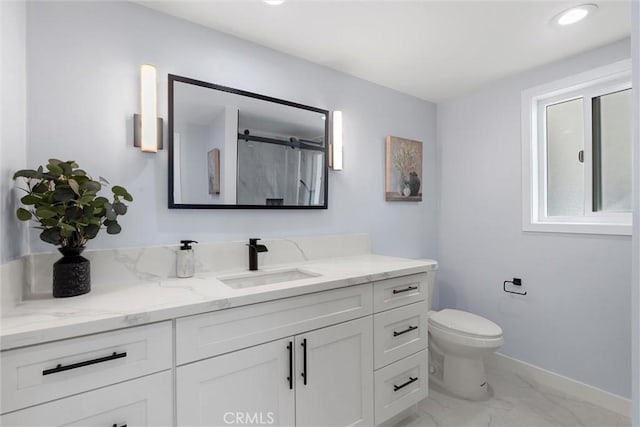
[247,238,268,271]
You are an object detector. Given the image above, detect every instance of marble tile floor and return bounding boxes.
[391,366,630,427]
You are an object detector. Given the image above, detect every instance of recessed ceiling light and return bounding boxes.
[553,4,598,26]
[263,0,285,5]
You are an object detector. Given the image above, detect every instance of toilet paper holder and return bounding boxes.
[503,278,527,296]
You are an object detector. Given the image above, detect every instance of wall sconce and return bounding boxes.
[134,64,163,152]
[329,110,343,170]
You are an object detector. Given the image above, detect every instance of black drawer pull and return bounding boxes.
[393,325,418,337]
[392,286,418,294]
[112,424,127,427]
[393,376,418,391]
[43,351,127,376]
[301,338,308,385]
[287,341,293,390]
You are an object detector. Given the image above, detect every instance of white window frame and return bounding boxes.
[522,59,632,236]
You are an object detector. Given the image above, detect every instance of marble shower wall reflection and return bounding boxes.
[237,140,324,206]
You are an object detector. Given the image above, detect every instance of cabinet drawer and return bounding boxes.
[374,302,427,369]
[1,321,172,414]
[372,274,427,313]
[1,371,172,426]
[176,283,373,364]
[374,350,428,426]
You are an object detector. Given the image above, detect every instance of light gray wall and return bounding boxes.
[0,0,28,264]
[23,1,438,259]
[631,2,639,423]
[437,39,631,397]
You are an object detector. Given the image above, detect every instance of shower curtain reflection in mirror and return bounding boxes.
[237,140,324,206]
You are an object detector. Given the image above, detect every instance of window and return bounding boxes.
[522,60,632,235]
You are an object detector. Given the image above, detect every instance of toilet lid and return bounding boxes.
[429,309,502,338]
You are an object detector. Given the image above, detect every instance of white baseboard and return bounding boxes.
[487,352,630,417]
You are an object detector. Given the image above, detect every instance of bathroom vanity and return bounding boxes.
[0,235,436,426]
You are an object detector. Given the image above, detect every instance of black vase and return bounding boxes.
[53,247,91,298]
[409,172,421,196]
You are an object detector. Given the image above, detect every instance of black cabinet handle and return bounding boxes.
[393,325,418,337]
[301,338,307,385]
[112,424,127,427]
[392,286,418,294]
[43,352,127,376]
[393,376,418,391]
[287,341,293,390]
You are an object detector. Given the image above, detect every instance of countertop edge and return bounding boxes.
[1,258,436,351]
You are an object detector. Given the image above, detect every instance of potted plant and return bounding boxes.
[13,159,133,297]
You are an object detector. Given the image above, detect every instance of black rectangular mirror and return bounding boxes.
[168,74,329,209]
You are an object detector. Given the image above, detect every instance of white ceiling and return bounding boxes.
[137,0,631,102]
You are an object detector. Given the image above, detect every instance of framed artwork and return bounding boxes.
[385,136,423,201]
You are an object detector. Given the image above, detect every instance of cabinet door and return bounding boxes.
[177,338,295,426]
[295,317,374,427]
[0,371,172,426]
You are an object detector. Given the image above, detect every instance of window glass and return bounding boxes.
[592,88,632,212]
[522,61,631,235]
[546,98,584,217]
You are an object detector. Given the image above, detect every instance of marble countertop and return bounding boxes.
[1,254,437,351]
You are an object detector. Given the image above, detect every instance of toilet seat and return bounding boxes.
[429,309,502,338]
[429,309,504,348]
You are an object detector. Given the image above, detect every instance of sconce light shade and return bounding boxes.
[330,110,343,171]
[134,64,163,152]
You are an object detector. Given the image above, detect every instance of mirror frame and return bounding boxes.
[168,74,329,209]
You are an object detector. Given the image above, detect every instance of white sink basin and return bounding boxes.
[218,268,320,289]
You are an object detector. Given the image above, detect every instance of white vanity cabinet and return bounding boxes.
[175,284,374,427]
[177,317,373,427]
[0,321,173,427]
[175,272,428,427]
[371,275,429,425]
[1,267,433,427]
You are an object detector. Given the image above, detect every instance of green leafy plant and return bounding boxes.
[13,159,133,248]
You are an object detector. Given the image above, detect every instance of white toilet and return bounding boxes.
[427,275,504,401]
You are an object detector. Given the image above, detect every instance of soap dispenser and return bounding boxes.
[177,240,198,278]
